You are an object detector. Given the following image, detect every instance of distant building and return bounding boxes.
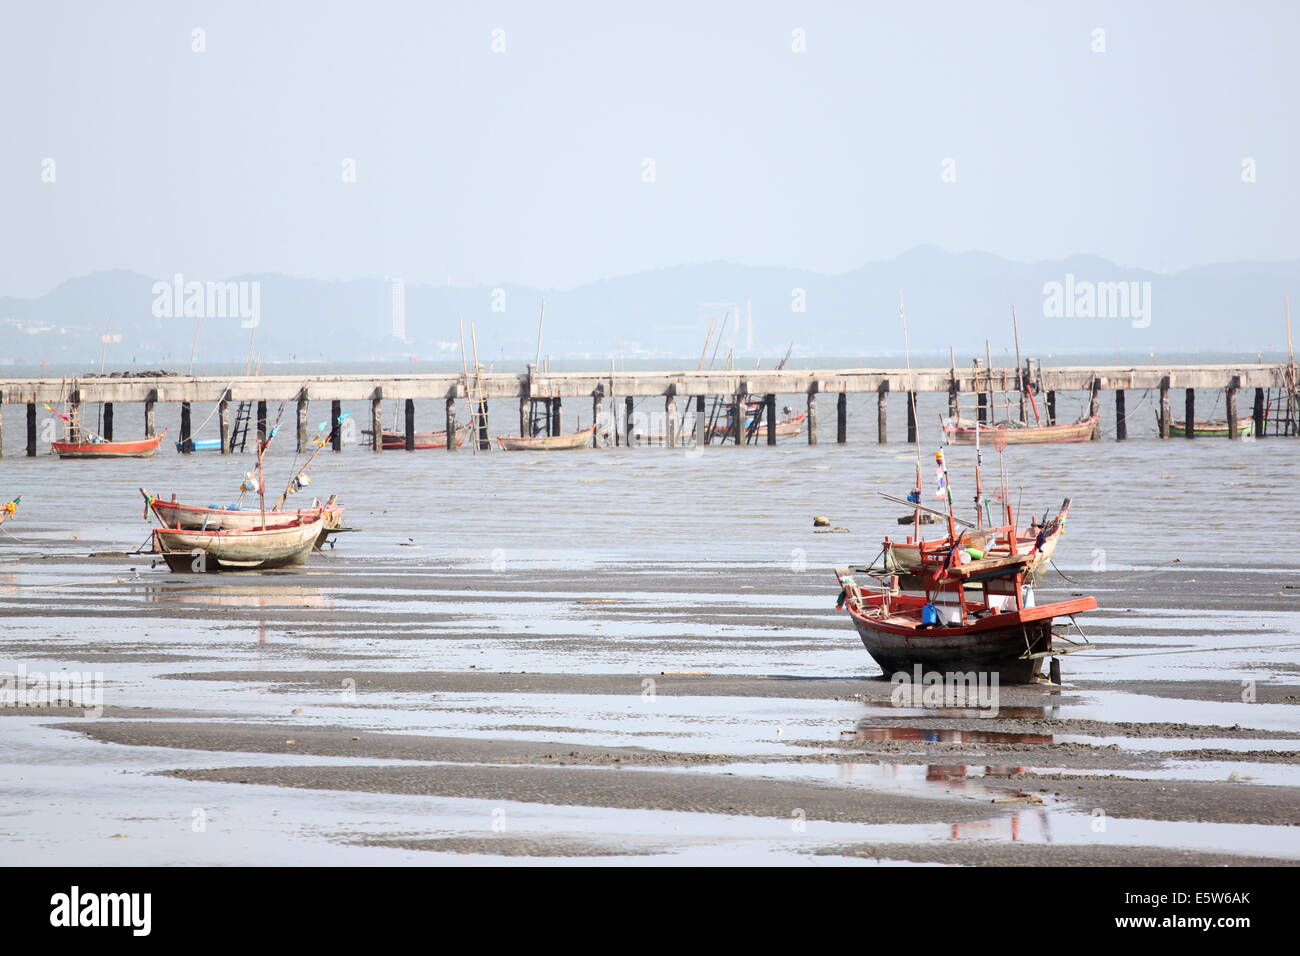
[388,278,406,342]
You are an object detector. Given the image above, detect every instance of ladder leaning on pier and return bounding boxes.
[228,401,253,452]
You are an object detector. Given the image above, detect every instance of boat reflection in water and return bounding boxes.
[145,583,333,611]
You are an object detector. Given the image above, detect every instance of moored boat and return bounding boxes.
[151,514,326,572]
[1167,416,1254,438]
[496,424,596,451]
[53,432,167,459]
[941,415,1096,445]
[361,423,473,449]
[142,489,342,545]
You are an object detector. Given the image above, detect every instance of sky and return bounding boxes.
[1,0,1297,299]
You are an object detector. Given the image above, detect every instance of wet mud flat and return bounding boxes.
[1,554,1299,865]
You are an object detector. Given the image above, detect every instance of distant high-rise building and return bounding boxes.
[388,278,406,342]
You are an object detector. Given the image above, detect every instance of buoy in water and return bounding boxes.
[813,515,830,527]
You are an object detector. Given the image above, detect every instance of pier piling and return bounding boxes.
[370,392,383,452]
[551,397,561,436]
[624,397,634,446]
[877,384,888,444]
[1089,379,1101,440]
[731,394,743,445]
[1185,389,1195,439]
[906,392,917,444]
[26,402,36,456]
[256,400,267,447]
[837,392,846,444]
[806,391,817,445]
[296,392,308,452]
[1159,378,1171,439]
[1046,390,1056,426]
[103,402,113,441]
[1227,382,1239,439]
[1115,390,1126,441]
[219,392,230,454]
[406,398,416,450]
[696,395,707,447]
[180,402,192,453]
[765,394,776,445]
[1254,388,1265,438]
[666,394,678,448]
[331,400,342,451]
[592,394,601,447]
[445,398,455,450]
[145,393,156,438]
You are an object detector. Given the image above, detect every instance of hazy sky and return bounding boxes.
[2,1,1296,298]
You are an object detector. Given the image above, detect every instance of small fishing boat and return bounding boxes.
[151,514,326,572]
[941,415,1096,445]
[361,423,473,450]
[496,424,596,451]
[175,437,224,453]
[708,409,807,443]
[142,489,342,545]
[1167,416,1255,438]
[53,432,167,459]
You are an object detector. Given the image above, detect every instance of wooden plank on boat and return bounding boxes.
[947,552,1034,581]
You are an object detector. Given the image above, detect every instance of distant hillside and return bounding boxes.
[1,248,1296,368]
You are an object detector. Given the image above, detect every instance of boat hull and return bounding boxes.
[54,433,167,459]
[148,495,342,543]
[709,412,807,443]
[942,416,1097,445]
[151,516,325,572]
[1168,417,1254,438]
[363,424,472,449]
[496,424,596,451]
[849,614,1053,685]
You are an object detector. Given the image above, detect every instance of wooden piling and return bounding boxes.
[180,402,192,453]
[1115,390,1126,441]
[731,394,743,445]
[806,391,817,445]
[906,392,917,444]
[256,400,267,447]
[331,399,342,451]
[219,392,230,454]
[370,393,383,452]
[403,397,414,451]
[765,394,776,445]
[837,392,846,444]
[1159,377,1171,439]
[592,393,601,448]
[103,402,114,441]
[1046,390,1056,426]
[296,391,308,452]
[518,396,529,439]
[666,394,678,448]
[445,397,455,450]
[145,393,156,438]
[1227,382,1239,440]
[696,395,707,447]
[551,397,561,436]
[26,402,36,456]
[1184,389,1195,439]
[1089,379,1101,440]
[1254,387,1265,438]
[624,396,634,446]
[877,383,888,444]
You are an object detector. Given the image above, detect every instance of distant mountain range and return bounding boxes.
[1,247,1296,369]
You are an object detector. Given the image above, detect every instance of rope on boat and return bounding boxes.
[1089,641,1300,661]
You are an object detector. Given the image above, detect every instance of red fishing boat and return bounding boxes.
[52,432,167,459]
